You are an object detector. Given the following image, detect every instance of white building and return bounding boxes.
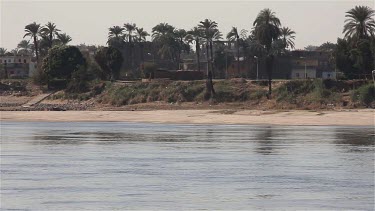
[0,55,36,78]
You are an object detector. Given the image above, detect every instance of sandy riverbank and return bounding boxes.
[0,109,373,126]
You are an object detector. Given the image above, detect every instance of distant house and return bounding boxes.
[0,55,36,78]
[290,50,335,79]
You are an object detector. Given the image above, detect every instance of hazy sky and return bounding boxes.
[1,0,374,50]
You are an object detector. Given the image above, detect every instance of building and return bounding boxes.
[0,54,36,78]
[290,51,335,79]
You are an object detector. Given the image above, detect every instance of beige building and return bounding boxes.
[0,55,36,78]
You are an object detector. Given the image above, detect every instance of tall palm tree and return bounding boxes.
[17,40,33,55]
[280,27,296,50]
[56,33,72,45]
[343,5,375,39]
[152,23,175,40]
[199,19,218,97]
[124,23,137,67]
[227,27,241,77]
[108,25,124,39]
[24,22,42,62]
[207,28,222,77]
[107,25,125,47]
[174,29,188,69]
[135,27,149,66]
[151,23,176,62]
[186,27,203,72]
[253,8,281,97]
[41,22,60,48]
[0,48,7,55]
[198,19,218,72]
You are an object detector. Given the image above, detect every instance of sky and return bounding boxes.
[0,0,374,50]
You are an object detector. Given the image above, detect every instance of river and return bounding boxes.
[1,122,374,210]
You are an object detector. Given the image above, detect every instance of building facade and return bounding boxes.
[0,55,36,78]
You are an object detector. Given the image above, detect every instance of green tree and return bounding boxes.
[124,23,136,67]
[42,45,86,88]
[227,27,241,76]
[94,46,124,80]
[253,8,281,97]
[0,48,7,55]
[17,40,33,55]
[151,23,178,65]
[186,27,203,72]
[198,19,218,98]
[41,22,60,48]
[174,29,189,69]
[135,27,149,67]
[107,25,125,47]
[280,27,296,50]
[56,33,72,45]
[343,5,375,40]
[24,22,42,62]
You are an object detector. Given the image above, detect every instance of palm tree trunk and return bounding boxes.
[210,41,215,78]
[49,33,53,48]
[129,34,133,68]
[205,42,215,98]
[206,43,210,75]
[237,39,240,77]
[34,36,39,63]
[265,55,274,99]
[196,41,200,72]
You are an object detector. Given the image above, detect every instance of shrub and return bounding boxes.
[351,84,375,106]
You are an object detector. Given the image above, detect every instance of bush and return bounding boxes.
[66,65,89,93]
[42,45,86,80]
[351,84,375,106]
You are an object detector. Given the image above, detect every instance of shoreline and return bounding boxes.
[1,109,373,126]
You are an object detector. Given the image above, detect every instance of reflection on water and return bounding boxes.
[1,122,374,210]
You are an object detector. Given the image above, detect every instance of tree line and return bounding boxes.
[0,5,373,99]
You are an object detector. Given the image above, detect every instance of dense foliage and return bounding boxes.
[94,46,124,80]
[42,45,86,80]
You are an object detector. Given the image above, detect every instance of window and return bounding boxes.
[327,74,331,78]
[24,59,27,63]
[0,59,2,63]
[19,59,21,63]
[8,59,11,62]
[296,73,300,78]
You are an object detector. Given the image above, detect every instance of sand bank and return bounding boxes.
[1,109,373,126]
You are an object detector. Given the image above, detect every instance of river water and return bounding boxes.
[1,122,374,210]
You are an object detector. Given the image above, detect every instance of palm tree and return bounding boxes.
[135,27,149,67]
[151,23,176,62]
[186,27,203,72]
[207,28,222,77]
[0,48,7,55]
[124,23,137,67]
[17,40,33,55]
[152,23,175,40]
[56,33,72,45]
[343,5,375,39]
[280,27,296,50]
[24,22,42,62]
[11,48,20,55]
[227,27,241,77]
[108,25,124,39]
[199,19,218,97]
[174,29,188,69]
[41,22,60,48]
[107,25,125,47]
[198,19,218,72]
[253,8,281,97]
